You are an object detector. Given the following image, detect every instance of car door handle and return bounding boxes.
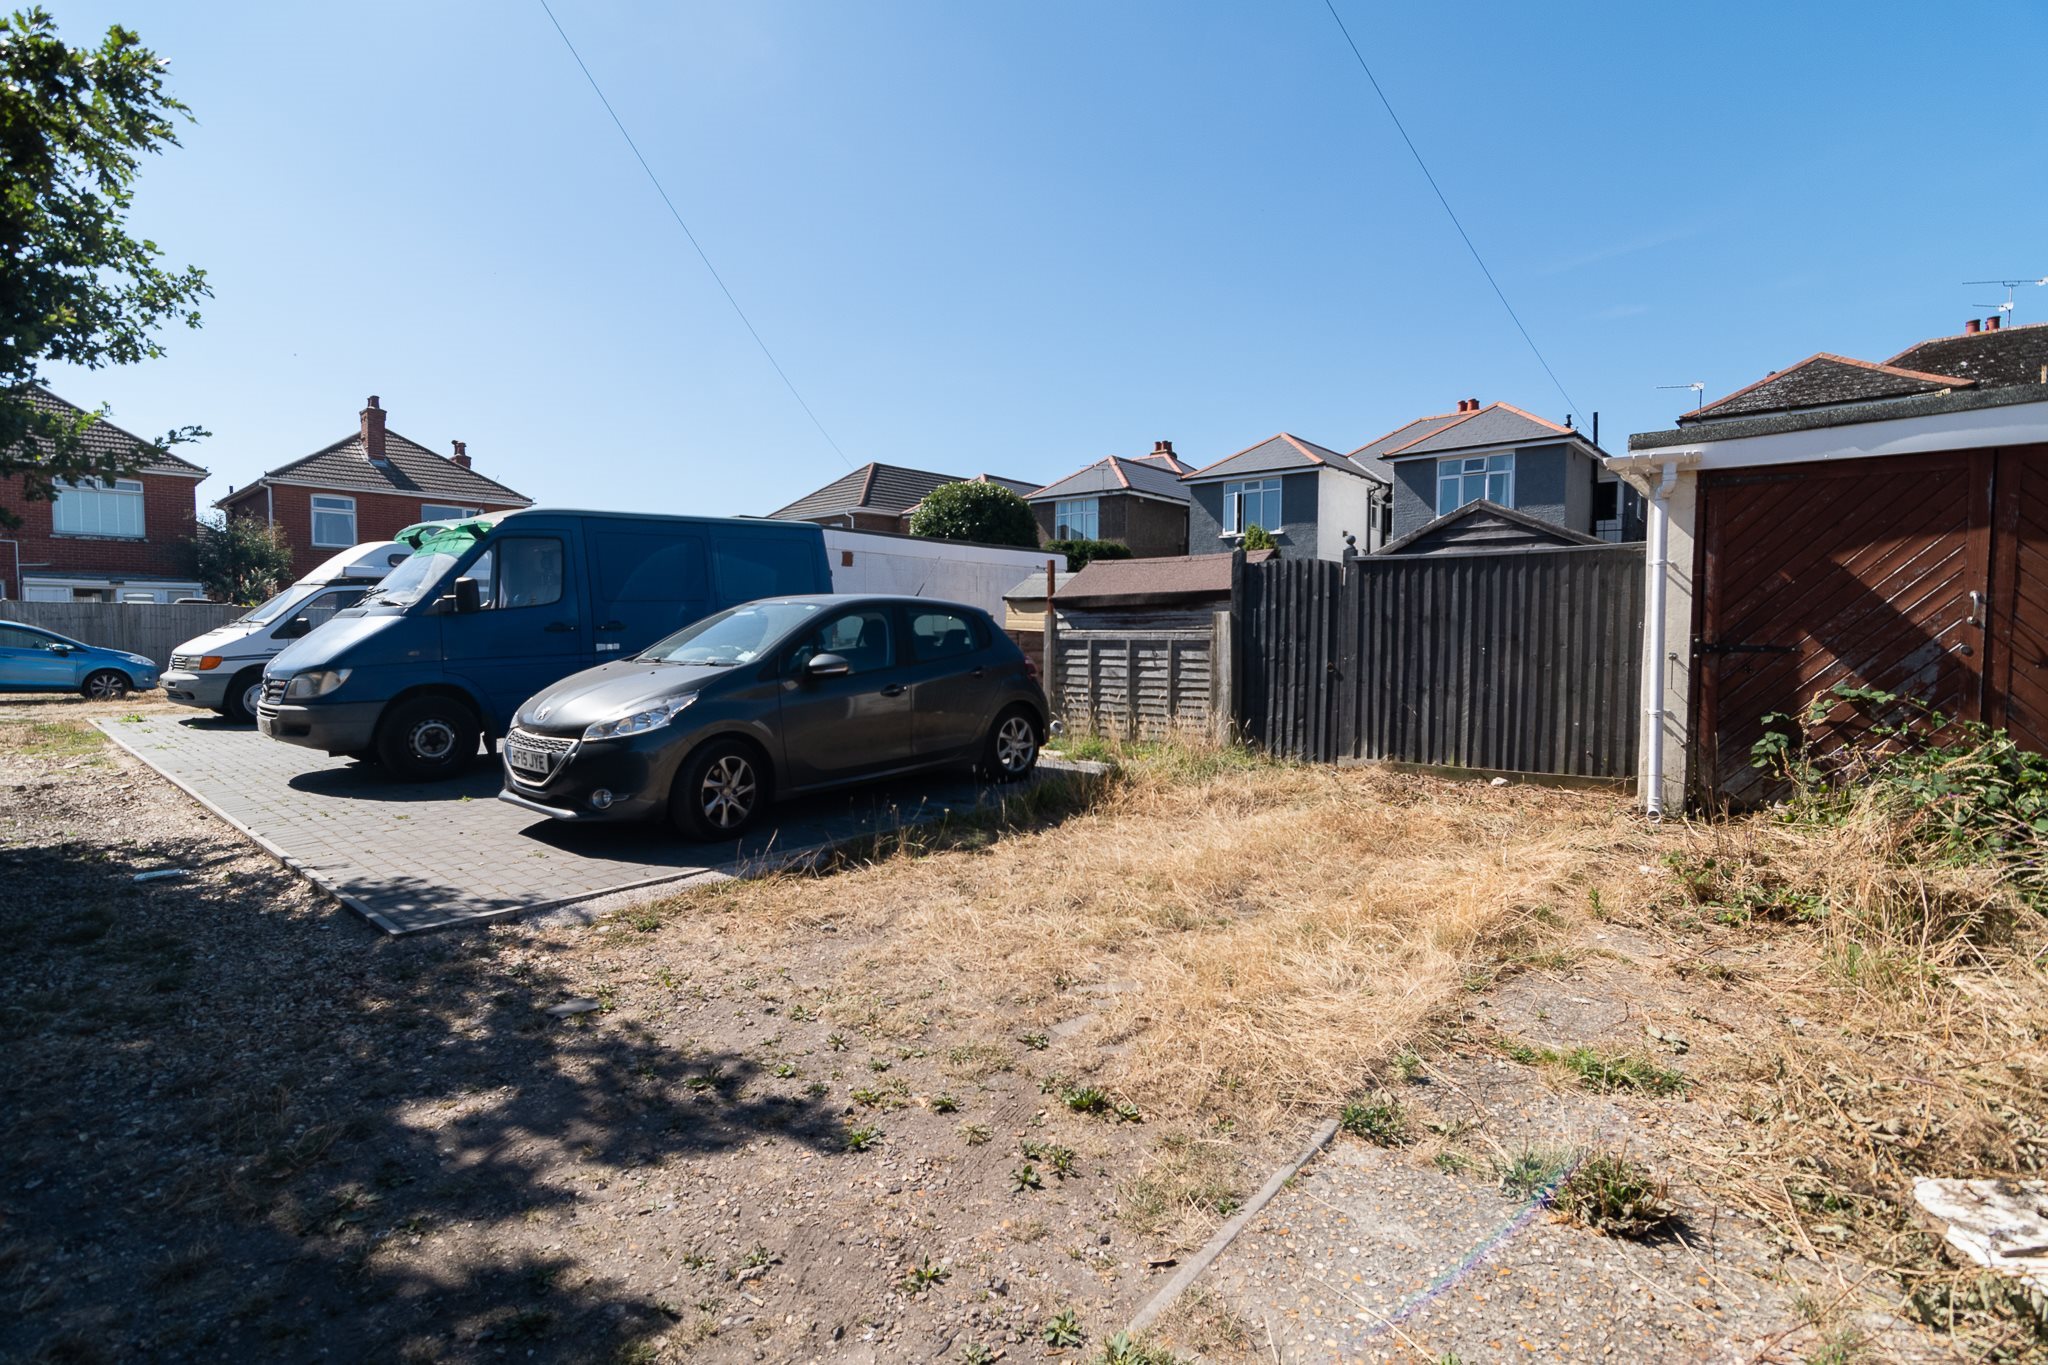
[544,621,577,634]
[879,683,907,697]
[969,666,985,678]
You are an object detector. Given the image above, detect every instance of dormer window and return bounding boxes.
[1436,453,1513,516]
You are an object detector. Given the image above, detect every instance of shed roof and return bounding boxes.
[1377,500,1603,556]
[1054,548,1275,607]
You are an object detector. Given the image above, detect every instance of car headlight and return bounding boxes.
[283,668,351,700]
[583,694,695,741]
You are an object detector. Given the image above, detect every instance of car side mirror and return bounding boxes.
[453,576,482,615]
[47,642,75,654]
[805,652,851,680]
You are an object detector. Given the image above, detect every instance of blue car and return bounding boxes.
[0,621,160,699]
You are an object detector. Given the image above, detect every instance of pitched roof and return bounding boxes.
[16,386,207,478]
[962,473,1041,498]
[1026,454,1193,503]
[1377,499,1603,556]
[217,427,530,507]
[771,463,973,520]
[1887,322,2048,388]
[1181,432,1385,484]
[1347,411,1469,462]
[1055,549,1276,607]
[1679,353,1972,425]
[1371,403,1577,459]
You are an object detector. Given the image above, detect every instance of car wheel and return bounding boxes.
[670,739,767,841]
[223,668,264,724]
[980,707,1040,783]
[374,695,480,782]
[81,670,130,702]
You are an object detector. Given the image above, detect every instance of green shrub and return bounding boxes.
[908,481,1039,547]
[1046,537,1132,571]
[1239,524,1277,552]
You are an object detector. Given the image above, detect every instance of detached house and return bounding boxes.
[1357,399,1641,553]
[1180,433,1391,560]
[1024,441,1193,557]
[0,387,208,602]
[217,396,530,578]
[769,463,1037,534]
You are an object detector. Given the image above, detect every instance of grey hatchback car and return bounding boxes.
[497,594,1049,839]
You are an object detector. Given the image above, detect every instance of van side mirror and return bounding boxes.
[805,652,850,680]
[276,616,312,639]
[453,576,482,615]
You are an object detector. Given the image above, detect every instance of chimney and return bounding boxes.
[1455,399,1469,413]
[1467,397,1480,411]
[451,439,471,469]
[1965,319,1981,335]
[1152,440,1174,459]
[1986,315,2002,332]
[360,395,388,463]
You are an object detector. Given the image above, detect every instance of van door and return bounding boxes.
[587,527,711,659]
[441,527,589,731]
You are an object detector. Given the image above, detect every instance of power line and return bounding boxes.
[536,0,854,470]
[1318,0,1583,421]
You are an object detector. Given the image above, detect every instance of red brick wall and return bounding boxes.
[222,483,529,579]
[0,473,201,597]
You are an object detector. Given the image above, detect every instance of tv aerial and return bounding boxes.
[1657,381,1706,412]
[1964,277,2048,324]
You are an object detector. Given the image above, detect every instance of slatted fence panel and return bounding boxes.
[1053,627,1215,740]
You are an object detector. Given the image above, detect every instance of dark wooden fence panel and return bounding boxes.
[1238,545,1643,777]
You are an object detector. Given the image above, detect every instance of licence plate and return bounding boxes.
[507,744,550,775]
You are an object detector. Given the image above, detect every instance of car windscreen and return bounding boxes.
[639,602,824,666]
[238,582,318,626]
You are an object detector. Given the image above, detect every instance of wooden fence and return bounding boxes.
[1236,546,1644,778]
[0,601,242,671]
[1045,604,1227,740]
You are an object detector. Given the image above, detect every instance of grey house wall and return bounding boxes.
[1387,442,1600,539]
[1187,470,1320,555]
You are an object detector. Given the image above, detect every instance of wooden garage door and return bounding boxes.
[1987,446,2048,753]
[1693,450,1992,806]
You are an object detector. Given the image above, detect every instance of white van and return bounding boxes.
[161,541,413,723]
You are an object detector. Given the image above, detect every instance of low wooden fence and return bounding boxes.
[1052,626,1220,740]
[1236,546,1644,778]
[0,601,242,671]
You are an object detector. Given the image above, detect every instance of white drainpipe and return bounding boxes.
[1642,462,1680,819]
[265,481,274,527]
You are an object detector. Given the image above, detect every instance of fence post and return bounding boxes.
[1041,562,1059,728]
[1227,549,1246,744]
[1211,610,1233,743]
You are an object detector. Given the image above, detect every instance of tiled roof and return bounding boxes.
[1182,433,1384,484]
[771,463,962,520]
[1679,354,1971,425]
[1375,403,1576,458]
[1887,322,2048,389]
[1347,412,1467,462]
[969,473,1041,498]
[17,386,208,478]
[1027,455,1192,503]
[1055,548,1276,607]
[219,428,530,507]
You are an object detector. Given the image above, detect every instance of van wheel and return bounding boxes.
[670,739,766,841]
[223,668,264,724]
[81,670,130,702]
[980,707,1040,783]
[375,696,480,782]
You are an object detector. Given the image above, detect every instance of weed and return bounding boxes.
[842,1123,881,1153]
[1392,1048,1424,1081]
[1804,1328,1866,1365]
[1114,1100,1143,1124]
[774,1063,797,1079]
[1560,1047,1686,1097]
[1433,1150,1473,1175]
[1022,1139,1078,1178]
[1042,1308,1085,1349]
[1097,1330,1187,1364]
[1011,1163,1043,1192]
[900,1256,950,1294]
[1019,1032,1050,1051]
[850,1085,905,1110]
[738,1245,774,1270]
[827,1032,850,1051]
[1495,1146,1573,1202]
[787,1003,818,1022]
[1337,1093,1408,1146]
[623,907,663,933]
[867,1057,892,1073]
[958,1345,995,1365]
[929,1093,960,1114]
[1553,1153,1677,1239]
[959,1123,992,1146]
[1062,1085,1110,1115]
[946,1041,1013,1079]
[805,1081,828,1099]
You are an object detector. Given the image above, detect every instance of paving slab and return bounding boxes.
[99,713,1084,936]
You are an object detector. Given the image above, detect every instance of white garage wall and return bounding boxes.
[823,529,1056,619]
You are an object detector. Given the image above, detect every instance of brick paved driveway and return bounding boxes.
[99,714,1077,935]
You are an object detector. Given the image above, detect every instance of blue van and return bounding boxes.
[256,509,831,780]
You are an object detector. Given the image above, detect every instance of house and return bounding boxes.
[0,387,208,602]
[1356,399,1642,548]
[1612,316,2048,814]
[769,463,1037,534]
[1023,440,1193,556]
[1180,433,1390,561]
[215,396,531,579]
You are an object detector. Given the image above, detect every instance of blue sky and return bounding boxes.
[44,0,2048,514]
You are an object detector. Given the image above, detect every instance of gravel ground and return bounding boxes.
[0,695,1260,1364]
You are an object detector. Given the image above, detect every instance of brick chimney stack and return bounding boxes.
[1987,315,2003,332]
[360,396,388,464]
[451,440,471,469]
[1966,319,1981,335]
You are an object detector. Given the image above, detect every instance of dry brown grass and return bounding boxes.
[672,739,1650,1121]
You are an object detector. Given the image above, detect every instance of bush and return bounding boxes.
[1240,524,1277,552]
[187,514,294,605]
[908,481,1039,547]
[1047,538,1132,571]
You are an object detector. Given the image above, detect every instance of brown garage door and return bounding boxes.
[1692,448,2023,806]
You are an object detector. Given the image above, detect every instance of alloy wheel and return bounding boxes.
[996,715,1036,773]
[86,672,125,701]
[700,754,757,830]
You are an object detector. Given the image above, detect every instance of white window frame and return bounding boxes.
[420,503,479,522]
[1052,497,1099,541]
[51,477,145,539]
[310,494,358,547]
[1436,453,1514,517]
[1222,477,1283,535]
